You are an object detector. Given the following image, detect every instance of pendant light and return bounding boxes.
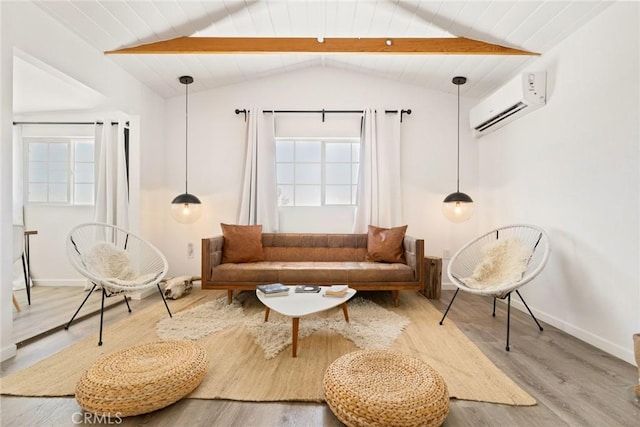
[442,76,474,223]
[170,75,202,224]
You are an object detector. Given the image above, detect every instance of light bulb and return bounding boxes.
[171,198,203,224]
[442,199,474,223]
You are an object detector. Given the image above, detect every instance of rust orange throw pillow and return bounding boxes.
[366,224,408,263]
[221,224,265,263]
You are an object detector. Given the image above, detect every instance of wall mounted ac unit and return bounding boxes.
[470,72,546,137]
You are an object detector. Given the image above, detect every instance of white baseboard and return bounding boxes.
[508,298,634,365]
[32,279,85,287]
[1,344,17,362]
[129,286,158,300]
[441,281,634,364]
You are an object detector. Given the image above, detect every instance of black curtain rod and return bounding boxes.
[13,121,129,126]
[234,108,411,122]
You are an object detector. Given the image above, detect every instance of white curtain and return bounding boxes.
[352,109,403,232]
[12,125,24,225]
[237,109,278,231]
[94,120,129,229]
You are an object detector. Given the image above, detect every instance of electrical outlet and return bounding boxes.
[443,248,451,259]
[187,243,194,258]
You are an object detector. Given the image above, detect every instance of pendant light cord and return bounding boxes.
[456,82,460,193]
[184,79,189,194]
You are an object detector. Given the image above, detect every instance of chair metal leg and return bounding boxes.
[98,288,106,346]
[492,298,496,317]
[439,288,460,325]
[506,293,511,351]
[158,283,172,318]
[21,254,31,305]
[123,295,131,313]
[65,283,97,330]
[515,289,544,331]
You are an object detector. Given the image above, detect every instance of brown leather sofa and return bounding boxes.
[201,233,424,306]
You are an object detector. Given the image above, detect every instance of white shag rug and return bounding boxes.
[156,296,410,359]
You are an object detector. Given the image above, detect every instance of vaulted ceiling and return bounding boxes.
[33,0,610,100]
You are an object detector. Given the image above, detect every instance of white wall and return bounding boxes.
[0,1,166,361]
[159,66,479,277]
[477,2,639,363]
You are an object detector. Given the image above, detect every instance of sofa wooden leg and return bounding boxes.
[393,290,399,307]
[227,290,233,304]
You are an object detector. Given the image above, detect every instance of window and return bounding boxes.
[276,138,360,207]
[25,137,95,205]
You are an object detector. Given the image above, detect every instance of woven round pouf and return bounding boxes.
[76,340,208,417]
[323,349,449,427]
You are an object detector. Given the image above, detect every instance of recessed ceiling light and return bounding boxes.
[317,37,324,43]
[386,39,392,46]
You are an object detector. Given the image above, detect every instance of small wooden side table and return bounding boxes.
[420,256,442,299]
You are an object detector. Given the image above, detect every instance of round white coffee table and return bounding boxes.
[256,286,357,357]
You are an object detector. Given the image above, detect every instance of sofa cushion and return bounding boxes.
[366,225,408,264]
[221,224,265,263]
[211,261,414,283]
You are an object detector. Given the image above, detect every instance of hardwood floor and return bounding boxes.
[11,286,126,345]
[1,288,638,426]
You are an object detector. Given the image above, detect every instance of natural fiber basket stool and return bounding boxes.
[76,340,208,417]
[323,349,449,427]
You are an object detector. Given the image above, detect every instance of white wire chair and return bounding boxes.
[439,224,551,351]
[65,222,172,345]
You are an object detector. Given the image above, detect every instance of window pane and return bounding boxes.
[278,185,294,206]
[49,162,68,183]
[75,163,94,183]
[326,185,352,205]
[276,163,294,184]
[352,164,359,182]
[352,143,360,161]
[28,184,47,202]
[295,185,321,206]
[352,185,358,204]
[48,184,68,202]
[325,163,351,184]
[74,141,94,162]
[295,163,320,184]
[295,141,321,162]
[49,143,67,162]
[326,143,351,162]
[29,143,47,161]
[75,184,94,204]
[29,162,47,182]
[276,140,294,162]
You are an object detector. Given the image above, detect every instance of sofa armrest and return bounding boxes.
[403,235,425,283]
[202,236,224,282]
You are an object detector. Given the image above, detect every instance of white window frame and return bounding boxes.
[24,136,96,206]
[276,137,360,207]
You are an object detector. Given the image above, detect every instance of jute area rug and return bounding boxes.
[0,288,535,406]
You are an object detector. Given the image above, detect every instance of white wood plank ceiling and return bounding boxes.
[32,0,611,99]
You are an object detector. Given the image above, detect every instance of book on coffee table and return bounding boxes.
[294,285,321,293]
[324,285,349,297]
[257,283,289,296]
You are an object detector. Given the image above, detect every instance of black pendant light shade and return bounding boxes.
[442,76,474,223]
[170,75,202,224]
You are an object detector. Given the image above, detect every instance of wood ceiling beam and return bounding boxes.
[105,36,539,56]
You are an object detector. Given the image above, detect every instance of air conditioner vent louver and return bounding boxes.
[470,72,546,137]
[474,102,528,132]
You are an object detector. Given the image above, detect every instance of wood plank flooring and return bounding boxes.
[1,288,639,426]
[11,286,126,344]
